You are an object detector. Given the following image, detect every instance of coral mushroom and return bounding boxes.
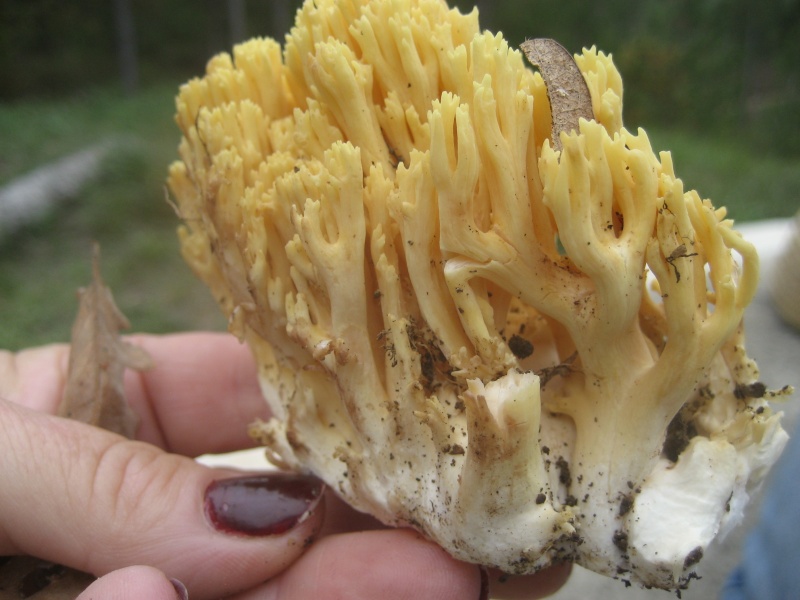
[168,0,791,590]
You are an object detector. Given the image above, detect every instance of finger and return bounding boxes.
[0,332,269,456]
[308,495,571,599]
[487,564,573,599]
[0,342,71,413]
[233,529,483,600]
[316,488,386,536]
[122,332,268,455]
[0,400,324,600]
[76,566,188,600]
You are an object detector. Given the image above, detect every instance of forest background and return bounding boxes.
[1,0,799,348]
[4,0,799,152]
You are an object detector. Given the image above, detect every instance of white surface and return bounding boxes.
[197,447,272,470]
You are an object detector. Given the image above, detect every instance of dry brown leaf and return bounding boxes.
[0,245,154,599]
[520,38,594,152]
[57,244,152,438]
[0,558,94,600]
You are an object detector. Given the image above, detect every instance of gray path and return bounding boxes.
[0,140,119,238]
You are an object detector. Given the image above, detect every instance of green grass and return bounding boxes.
[0,85,181,185]
[0,87,798,351]
[647,128,800,223]
[0,85,225,350]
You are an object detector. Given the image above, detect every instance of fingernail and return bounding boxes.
[170,578,189,600]
[478,567,489,600]
[204,473,324,536]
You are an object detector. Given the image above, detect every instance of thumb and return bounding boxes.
[0,400,325,600]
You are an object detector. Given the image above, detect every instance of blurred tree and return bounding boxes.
[269,0,295,39]
[472,0,495,28]
[228,0,247,45]
[0,0,796,153]
[0,0,116,98]
[113,0,138,95]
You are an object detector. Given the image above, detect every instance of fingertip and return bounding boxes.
[123,332,266,456]
[2,408,327,600]
[261,529,481,599]
[76,565,187,600]
[159,469,328,598]
[487,562,573,599]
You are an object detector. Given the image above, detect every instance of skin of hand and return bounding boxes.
[0,332,570,600]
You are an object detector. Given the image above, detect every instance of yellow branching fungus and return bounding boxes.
[168,0,792,590]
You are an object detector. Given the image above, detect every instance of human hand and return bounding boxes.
[0,332,570,599]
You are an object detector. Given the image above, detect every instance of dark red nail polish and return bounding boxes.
[204,473,324,536]
[169,578,189,600]
[478,567,489,600]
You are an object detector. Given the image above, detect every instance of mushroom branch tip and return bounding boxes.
[167,0,793,591]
